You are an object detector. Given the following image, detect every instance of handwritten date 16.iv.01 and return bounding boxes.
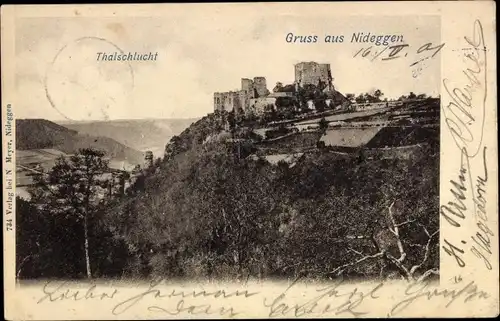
[353,42,445,78]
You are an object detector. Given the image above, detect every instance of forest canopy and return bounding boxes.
[17,112,439,282]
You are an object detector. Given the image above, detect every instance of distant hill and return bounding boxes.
[58,118,197,158]
[16,119,144,166]
[16,119,78,150]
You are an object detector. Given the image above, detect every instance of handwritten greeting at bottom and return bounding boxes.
[24,278,490,318]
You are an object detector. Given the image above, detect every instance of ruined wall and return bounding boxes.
[214,91,243,114]
[231,91,243,114]
[268,92,295,98]
[238,90,250,112]
[249,97,277,115]
[214,93,225,112]
[214,77,269,113]
[318,63,333,86]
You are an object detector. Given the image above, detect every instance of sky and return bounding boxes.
[15,13,441,121]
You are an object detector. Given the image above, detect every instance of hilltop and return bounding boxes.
[16,101,441,281]
[99,102,440,280]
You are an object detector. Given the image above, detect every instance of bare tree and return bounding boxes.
[328,200,439,282]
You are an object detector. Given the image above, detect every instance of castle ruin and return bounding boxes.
[213,62,342,115]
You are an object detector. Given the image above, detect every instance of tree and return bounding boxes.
[273,82,283,93]
[373,89,384,102]
[360,91,382,104]
[262,104,278,123]
[30,148,111,278]
[314,99,328,112]
[297,84,322,111]
[317,79,327,91]
[355,93,366,104]
[408,92,417,99]
[318,117,329,135]
[345,93,355,102]
[281,84,297,93]
[275,97,297,120]
[226,111,236,132]
[16,197,51,278]
[94,109,439,282]
[328,200,438,282]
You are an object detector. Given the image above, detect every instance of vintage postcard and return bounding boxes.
[2,2,498,319]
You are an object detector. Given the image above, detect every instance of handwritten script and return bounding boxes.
[34,277,491,317]
[263,278,384,317]
[442,19,487,157]
[111,278,258,316]
[353,41,445,78]
[37,281,118,303]
[441,18,493,272]
[388,279,489,317]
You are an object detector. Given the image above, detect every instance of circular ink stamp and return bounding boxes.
[44,37,135,120]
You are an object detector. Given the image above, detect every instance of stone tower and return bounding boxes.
[241,78,255,98]
[253,77,268,97]
[144,151,154,168]
[294,62,332,88]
